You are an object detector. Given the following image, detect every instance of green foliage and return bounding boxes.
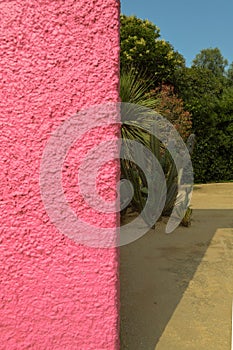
[175,66,233,182]
[192,47,228,77]
[174,66,223,102]
[120,14,185,86]
[120,69,158,109]
[120,70,160,222]
[120,14,233,185]
[120,70,192,222]
[227,62,233,85]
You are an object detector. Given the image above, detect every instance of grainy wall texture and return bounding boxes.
[0,1,120,349]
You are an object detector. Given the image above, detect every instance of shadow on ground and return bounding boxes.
[120,208,233,350]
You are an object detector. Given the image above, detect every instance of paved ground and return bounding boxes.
[120,183,233,349]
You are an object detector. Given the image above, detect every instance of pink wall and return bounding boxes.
[0,1,120,349]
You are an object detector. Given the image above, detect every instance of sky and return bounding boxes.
[121,0,233,67]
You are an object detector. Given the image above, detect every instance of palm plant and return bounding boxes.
[120,70,160,224]
[120,69,191,225]
[120,69,157,108]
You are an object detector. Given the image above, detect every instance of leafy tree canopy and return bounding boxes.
[175,65,233,182]
[120,14,185,86]
[192,47,228,77]
[226,62,233,84]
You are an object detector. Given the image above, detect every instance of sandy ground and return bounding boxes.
[120,183,233,349]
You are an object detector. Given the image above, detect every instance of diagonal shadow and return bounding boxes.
[120,208,233,350]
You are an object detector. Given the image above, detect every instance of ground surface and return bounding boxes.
[120,183,233,349]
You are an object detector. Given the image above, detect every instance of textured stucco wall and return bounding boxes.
[0,1,120,349]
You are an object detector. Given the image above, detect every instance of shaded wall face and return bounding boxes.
[0,1,120,349]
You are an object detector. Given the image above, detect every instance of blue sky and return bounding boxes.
[121,0,233,67]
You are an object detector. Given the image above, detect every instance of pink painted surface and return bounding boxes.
[0,1,120,349]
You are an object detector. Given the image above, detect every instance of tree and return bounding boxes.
[226,62,233,85]
[175,66,233,182]
[192,48,228,77]
[120,14,185,86]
